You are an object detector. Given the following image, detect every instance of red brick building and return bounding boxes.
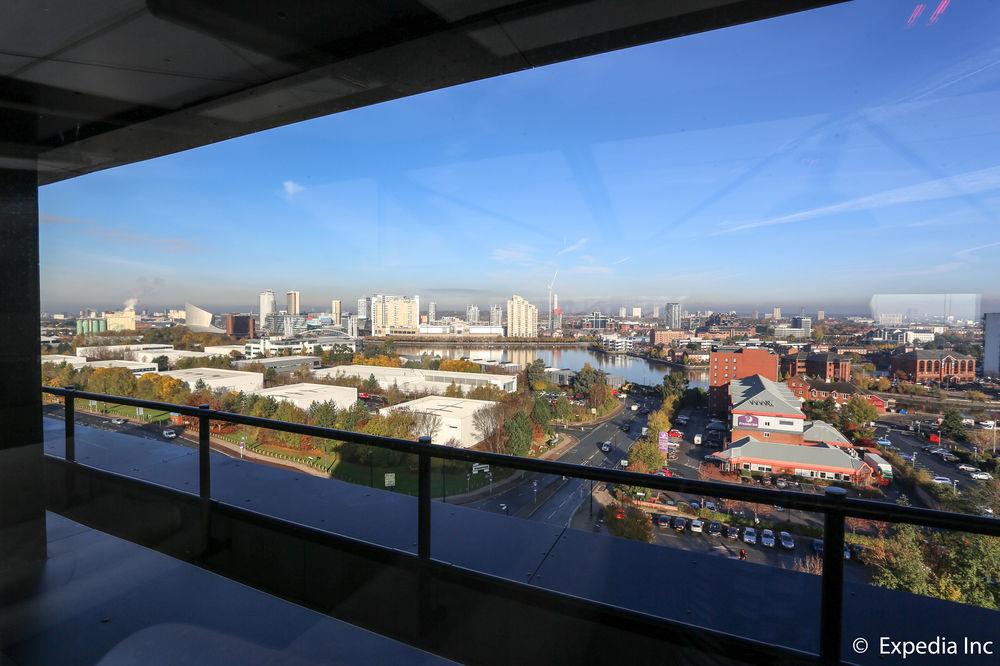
[708,347,778,415]
[889,349,976,383]
[782,352,851,381]
[649,329,686,346]
[786,377,890,413]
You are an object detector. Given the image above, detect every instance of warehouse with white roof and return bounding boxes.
[379,396,497,448]
[251,383,358,411]
[159,368,263,393]
[314,365,516,395]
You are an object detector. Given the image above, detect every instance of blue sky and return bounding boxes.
[40,0,1000,315]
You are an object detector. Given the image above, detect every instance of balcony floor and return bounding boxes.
[0,512,454,666]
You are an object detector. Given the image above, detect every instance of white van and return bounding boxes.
[693,434,703,445]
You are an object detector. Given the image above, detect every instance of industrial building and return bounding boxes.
[379,396,498,448]
[75,343,173,359]
[131,349,225,366]
[314,365,517,395]
[40,354,87,369]
[251,383,358,411]
[159,368,264,393]
[75,317,107,335]
[104,309,137,332]
[202,345,247,357]
[85,360,159,376]
[234,356,321,374]
[243,333,357,358]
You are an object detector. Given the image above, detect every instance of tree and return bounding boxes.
[412,411,443,441]
[553,395,572,420]
[363,374,380,393]
[307,400,339,428]
[444,382,465,398]
[869,523,933,597]
[473,404,505,453]
[627,438,664,473]
[678,387,706,409]
[526,359,547,387]
[646,408,672,439]
[967,390,989,402]
[151,355,170,371]
[940,408,966,440]
[439,358,481,373]
[605,503,652,542]
[503,412,532,456]
[661,371,688,400]
[839,395,878,441]
[803,397,838,423]
[530,395,552,430]
[572,363,605,395]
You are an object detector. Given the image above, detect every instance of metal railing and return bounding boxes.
[44,386,1000,664]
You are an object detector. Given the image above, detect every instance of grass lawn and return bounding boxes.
[327,458,511,497]
[79,401,172,423]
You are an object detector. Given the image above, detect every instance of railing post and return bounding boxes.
[64,385,76,463]
[198,404,211,500]
[820,486,847,664]
[418,436,431,559]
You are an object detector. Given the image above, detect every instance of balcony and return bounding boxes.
[4,387,995,665]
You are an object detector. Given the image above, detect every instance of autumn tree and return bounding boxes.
[839,395,878,441]
[444,382,465,397]
[438,358,481,373]
[605,503,652,543]
[412,411,443,441]
[803,397,838,423]
[526,359,547,388]
[473,404,505,453]
[627,438,665,474]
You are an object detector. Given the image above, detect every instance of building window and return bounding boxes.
[763,432,770,437]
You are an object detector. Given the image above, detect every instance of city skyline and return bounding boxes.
[38,1,1000,312]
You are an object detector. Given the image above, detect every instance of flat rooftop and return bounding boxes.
[236,355,319,366]
[160,368,263,381]
[253,383,357,400]
[86,360,158,370]
[380,396,497,419]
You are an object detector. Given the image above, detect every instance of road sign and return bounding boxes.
[384,473,396,488]
[472,463,490,474]
[136,407,144,416]
[620,459,629,467]
[658,430,670,453]
[89,400,96,407]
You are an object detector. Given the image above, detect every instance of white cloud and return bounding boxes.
[491,246,536,263]
[714,164,1000,235]
[282,180,305,199]
[556,237,589,256]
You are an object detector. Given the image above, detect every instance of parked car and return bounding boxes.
[931,476,952,485]
[957,464,979,473]
[941,453,959,463]
[775,477,788,489]
[761,529,775,547]
[812,539,824,555]
[876,436,891,446]
[690,519,704,533]
[110,417,126,425]
[725,526,740,540]
[970,471,993,481]
[707,521,722,536]
[742,527,757,545]
[689,500,701,511]
[656,515,671,528]
[668,429,683,439]
[704,501,717,512]
[162,429,177,439]
[600,441,612,452]
[672,517,687,531]
[779,531,795,550]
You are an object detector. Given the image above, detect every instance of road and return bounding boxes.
[460,391,662,524]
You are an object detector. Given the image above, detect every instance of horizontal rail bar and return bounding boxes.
[43,386,1000,538]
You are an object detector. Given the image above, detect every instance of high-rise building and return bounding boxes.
[428,301,437,323]
[817,310,825,321]
[665,302,681,330]
[330,299,342,321]
[286,290,300,315]
[772,306,781,320]
[225,314,255,338]
[466,304,480,324]
[652,306,660,318]
[489,304,503,327]
[259,290,275,321]
[506,295,538,338]
[984,313,1000,378]
[371,295,420,336]
[357,297,371,320]
[105,309,137,331]
[346,314,358,338]
[752,310,759,320]
[618,306,626,318]
[631,306,642,318]
[792,316,812,338]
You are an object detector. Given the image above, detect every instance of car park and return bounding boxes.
[742,527,757,545]
[779,532,795,550]
[707,521,722,536]
[690,519,704,533]
[760,529,775,547]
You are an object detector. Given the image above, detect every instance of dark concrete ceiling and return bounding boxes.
[0,0,842,185]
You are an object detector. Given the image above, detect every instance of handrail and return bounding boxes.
[43,386,1000,535]
[43,385,1000,664]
